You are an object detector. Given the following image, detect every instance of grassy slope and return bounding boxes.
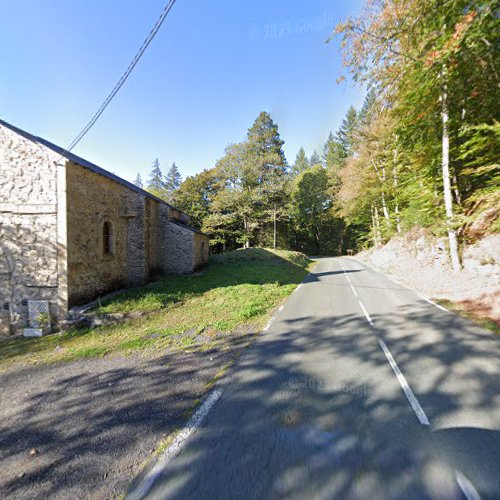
[0,249,313,370]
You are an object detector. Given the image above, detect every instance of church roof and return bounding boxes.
[0,118,198,227]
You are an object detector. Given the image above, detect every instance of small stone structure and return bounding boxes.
[0,119,209,335]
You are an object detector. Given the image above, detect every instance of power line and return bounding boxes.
[63,0,178,155]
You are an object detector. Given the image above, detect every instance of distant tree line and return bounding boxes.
[136,0,498,266]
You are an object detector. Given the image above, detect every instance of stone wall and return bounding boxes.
[65,163,207,305]
[145,198,159,277]
[66,162,150,306]
[161,221,195,274]
[124,190,147,287]
[156,220,209,274]
[1,121,209,333]
[0,123,65,334]
[156,204,171,274]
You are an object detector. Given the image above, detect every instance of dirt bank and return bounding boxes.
[357,229,499,327]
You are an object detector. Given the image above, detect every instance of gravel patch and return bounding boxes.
[0,330,255,499]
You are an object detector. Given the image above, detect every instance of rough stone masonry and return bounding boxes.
[0,119,209,335]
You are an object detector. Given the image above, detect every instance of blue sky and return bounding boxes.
[0,0,365,183]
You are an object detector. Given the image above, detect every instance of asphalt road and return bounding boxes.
[132,257,500,500]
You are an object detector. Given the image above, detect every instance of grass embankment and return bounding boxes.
[0,249,313,370]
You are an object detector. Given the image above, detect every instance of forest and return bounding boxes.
[138,0,498,269]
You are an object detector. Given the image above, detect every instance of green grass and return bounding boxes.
[0,248,313,370]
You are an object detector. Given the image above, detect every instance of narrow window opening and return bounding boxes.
[103,221,114,256]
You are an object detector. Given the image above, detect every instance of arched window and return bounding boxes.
[103,221,114,256]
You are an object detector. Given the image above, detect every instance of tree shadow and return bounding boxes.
[304,269,363,282]
[2,256,500,498]
[0,331,255,499]
[130,298,500,498]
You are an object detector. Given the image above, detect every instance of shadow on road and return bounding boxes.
[2,259,499,499]
[0,331,254,499]
[137,300,500,499]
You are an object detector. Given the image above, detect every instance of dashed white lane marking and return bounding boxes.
[339,259,480,493]
[358,300,374,327]
[417,293,448,312]
[339,258,430,426]
[378,339,430,426]
[339,259,359,297]
[455,471,482,500]
[126,389,223,500]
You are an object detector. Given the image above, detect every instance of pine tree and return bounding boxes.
[323,132,343,170]
[134,173,143,189]
[292,147,309,175]
[358,88,377,126]
[246,111,288,248]
[323,131,347,192]
[165,162,183,201]
[337,106,358,157]
[147,158,164,191]
[247,111,287,175]
[309,150,322,167]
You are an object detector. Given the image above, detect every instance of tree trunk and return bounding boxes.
[441,79,461,271]
[380,164,390,223]
[372,160,391,225]
[314,226,321,253]
[273,203,277,250]
[374,207,382,246]
[243,216,250,248]
[392,148,402,235]
[371,205,381,247]
[338,220,344,256]
[381,191,390,222]
[452,164,462,206]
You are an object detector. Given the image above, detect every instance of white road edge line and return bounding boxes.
[264,304,285,332]
[455,471,482,500]
[358,300,374,327]
[378,339,430,426]
[126,389,223,500]
[417,293,448,312]
[263,318,274,332]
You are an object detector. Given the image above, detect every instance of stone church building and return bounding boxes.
[0,119,209,335]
